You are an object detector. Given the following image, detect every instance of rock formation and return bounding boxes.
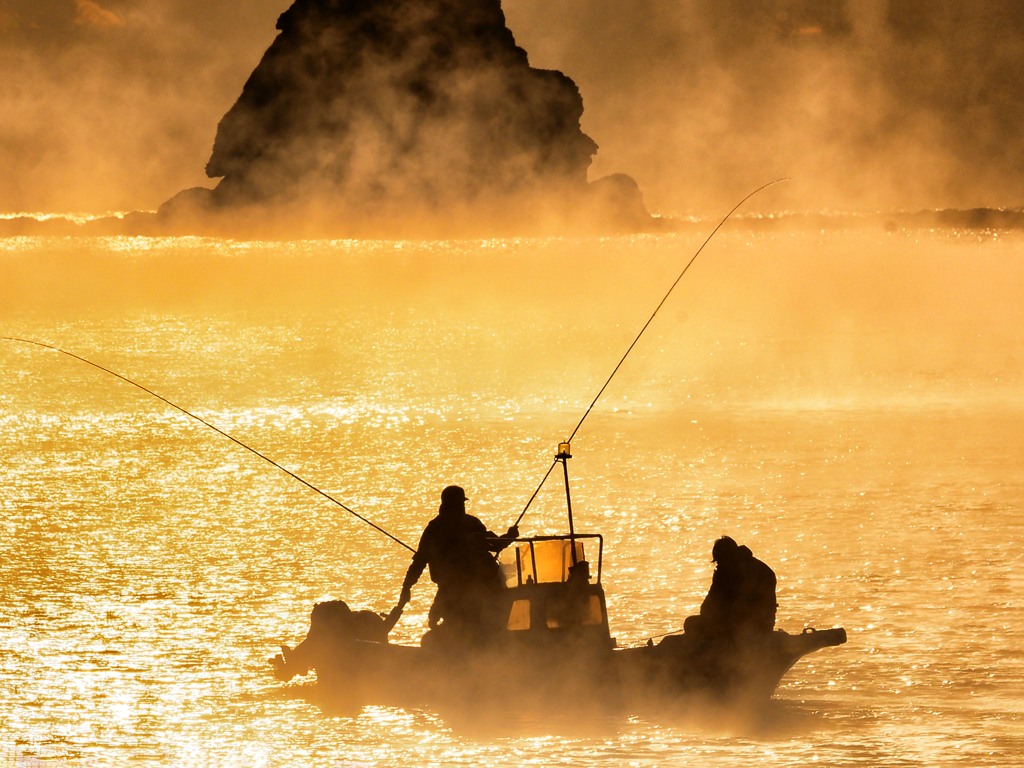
[160,0,652,236]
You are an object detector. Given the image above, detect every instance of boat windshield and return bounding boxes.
[499,534,603,588]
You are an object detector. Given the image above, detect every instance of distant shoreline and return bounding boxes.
[2,206,1023,239]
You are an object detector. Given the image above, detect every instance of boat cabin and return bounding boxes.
[498,534,614,649]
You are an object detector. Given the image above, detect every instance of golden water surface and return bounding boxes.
[2,229,1022,765]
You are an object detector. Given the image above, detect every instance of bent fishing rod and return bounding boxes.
[512,178,788,528]
[1,336,415,552]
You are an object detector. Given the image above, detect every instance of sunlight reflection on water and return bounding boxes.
[2,230,1023,765]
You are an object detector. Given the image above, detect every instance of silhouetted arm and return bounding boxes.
[485,524,519,553]
[398,525,432,606]
[400,553,426,605]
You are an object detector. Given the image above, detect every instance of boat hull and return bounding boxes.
[271,602,846,713]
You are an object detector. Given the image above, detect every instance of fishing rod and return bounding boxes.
[1,336,415,552]
[512,178,788,528]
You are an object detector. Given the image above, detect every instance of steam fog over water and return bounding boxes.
[3,2,1024,217]
[2,226,1023,765]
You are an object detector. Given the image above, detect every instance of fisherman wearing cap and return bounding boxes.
[396,485,519,643]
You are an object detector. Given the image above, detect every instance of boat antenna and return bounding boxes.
[2,336,416,552]
[512,178,787,528]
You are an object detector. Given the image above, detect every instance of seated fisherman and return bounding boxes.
[395,485,519,644]
[687,535,778,643]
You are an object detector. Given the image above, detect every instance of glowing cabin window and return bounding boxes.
[584,594,603,625]
[507,599,531,631]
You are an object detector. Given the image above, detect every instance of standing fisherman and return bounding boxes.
[396,485,519,644]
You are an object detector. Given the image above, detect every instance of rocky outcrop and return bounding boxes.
[159,0,652,236]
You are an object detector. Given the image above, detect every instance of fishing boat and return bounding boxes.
[269,443,847,714]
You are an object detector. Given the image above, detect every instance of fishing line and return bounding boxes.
[2,336,415,552]
[513,178,788,527]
